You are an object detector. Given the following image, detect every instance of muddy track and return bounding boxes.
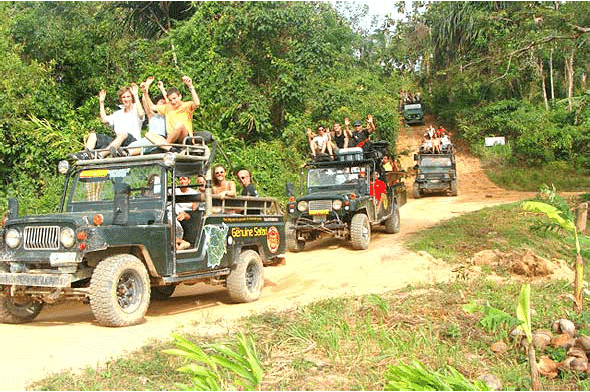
[0,118,534,391]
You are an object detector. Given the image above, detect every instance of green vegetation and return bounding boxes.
[30,202,590,390]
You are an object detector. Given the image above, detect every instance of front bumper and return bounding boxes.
[0,272,71,288]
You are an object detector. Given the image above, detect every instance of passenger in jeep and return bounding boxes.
[370,171,387,216]
[212,165,236,199]
[237,169,258,197]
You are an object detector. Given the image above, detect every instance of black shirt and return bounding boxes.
[241,183,258,196]
[333,132,347,148]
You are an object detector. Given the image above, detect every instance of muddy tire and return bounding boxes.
[450,180,458,196]
[227,250,264,303]
[384,203,401,234]
[90,254,151,327]
[151,285,176,300]
[351,213,370,250]
[412,183,421,199]
[0,295,43,324]
[286,221,304,252]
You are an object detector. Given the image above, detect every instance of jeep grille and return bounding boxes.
[309,200,332,213]
[23,226,60,250]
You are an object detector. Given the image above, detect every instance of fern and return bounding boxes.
[463,301,522,333]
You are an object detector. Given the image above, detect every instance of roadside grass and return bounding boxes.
[30,202,590,391]
[404,201,574,264]
[31,279,590,391]
[473,144,590,191]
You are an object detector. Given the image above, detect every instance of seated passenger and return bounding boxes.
[370,171,387,216]
[237,169,258,196]
[212,165,236,199]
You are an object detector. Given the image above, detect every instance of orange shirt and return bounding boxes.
[157,101,197,136]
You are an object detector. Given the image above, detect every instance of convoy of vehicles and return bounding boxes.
[285,142,407,251]
[0,139,285,326]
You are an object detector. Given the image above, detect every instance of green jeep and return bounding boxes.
[0,139,285,326]
[403,103,424,125]
[285,142,407,251]
[412,152,458,198]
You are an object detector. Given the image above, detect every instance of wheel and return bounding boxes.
[0,295,43,324]
[90,254,151,327]
[350,213,370,250]
[151,285,176,300]
[227,250,264,303]
[286,221,305,252]
[412,182,421,199]
[384,203,401,234]
[450,180,458,196]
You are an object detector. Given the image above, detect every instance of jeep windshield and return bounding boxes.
[306,166,368,191]
[419,156,452,173]
[65,165,165,212]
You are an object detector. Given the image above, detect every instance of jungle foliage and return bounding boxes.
[0,1,402,215]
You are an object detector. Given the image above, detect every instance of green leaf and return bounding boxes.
[516,284,532,342]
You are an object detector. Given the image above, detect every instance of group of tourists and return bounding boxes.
[400,90,421,105]
[306,115,376,160]
[71,75,200,160]
[419,125,453,154]
[170,165,258,249]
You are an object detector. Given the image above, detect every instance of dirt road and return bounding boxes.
[0,121,534,391]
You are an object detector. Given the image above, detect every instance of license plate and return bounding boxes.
[309,210,329,215]
[50,252,77,266]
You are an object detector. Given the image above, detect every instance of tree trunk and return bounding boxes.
[574,252,584,312]
[566,50,575,111]
[528,342,540,391]
[550,48,555,103]
[539,57,549,111]
[575,203,588,233]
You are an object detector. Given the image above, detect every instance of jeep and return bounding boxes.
[0,139,285,326]
[403,103,424,125]
[285,141,407,251]
[412,152,457,198]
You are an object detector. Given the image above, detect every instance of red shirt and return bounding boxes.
[370,180,386,201]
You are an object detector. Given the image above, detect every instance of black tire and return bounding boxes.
[0,295,43,324]
[227,250,264,303]
[90,254,151,327]
[450,180,458,196]
[351,213,370,250]
[286,221,304,252]
[151,285,176,300]
[412,182,421,199]
[384,204,401,234]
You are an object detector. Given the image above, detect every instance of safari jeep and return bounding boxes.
[403,103,424,125]
[0,139,285,326]
[285,142,406,251]
[412,152,458,198]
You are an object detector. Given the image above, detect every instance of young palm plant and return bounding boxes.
[521,185,585,312]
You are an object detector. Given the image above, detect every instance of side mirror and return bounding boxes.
[112,183,130,225]
[285,183,295,197]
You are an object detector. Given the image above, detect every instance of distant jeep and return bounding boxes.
[412,152,457,198]
[403,103,424,125]
[0,139,285,326]
[286,142,407,251]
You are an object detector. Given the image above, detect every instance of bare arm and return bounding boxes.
[182,76,200,108]
[98,89,109,124]
[366,114,376,133]
[130,83,145,121]
[157,80,169,104]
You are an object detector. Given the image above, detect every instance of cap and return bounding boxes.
[353,120,362,126]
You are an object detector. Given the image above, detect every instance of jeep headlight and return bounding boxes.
[57,160,70,174]
[443,173,450,179]
[297,201,308,212]
[332,200,342,210]
[5,229,21,249]
[418,174,425,179]
[60,227,76,248]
